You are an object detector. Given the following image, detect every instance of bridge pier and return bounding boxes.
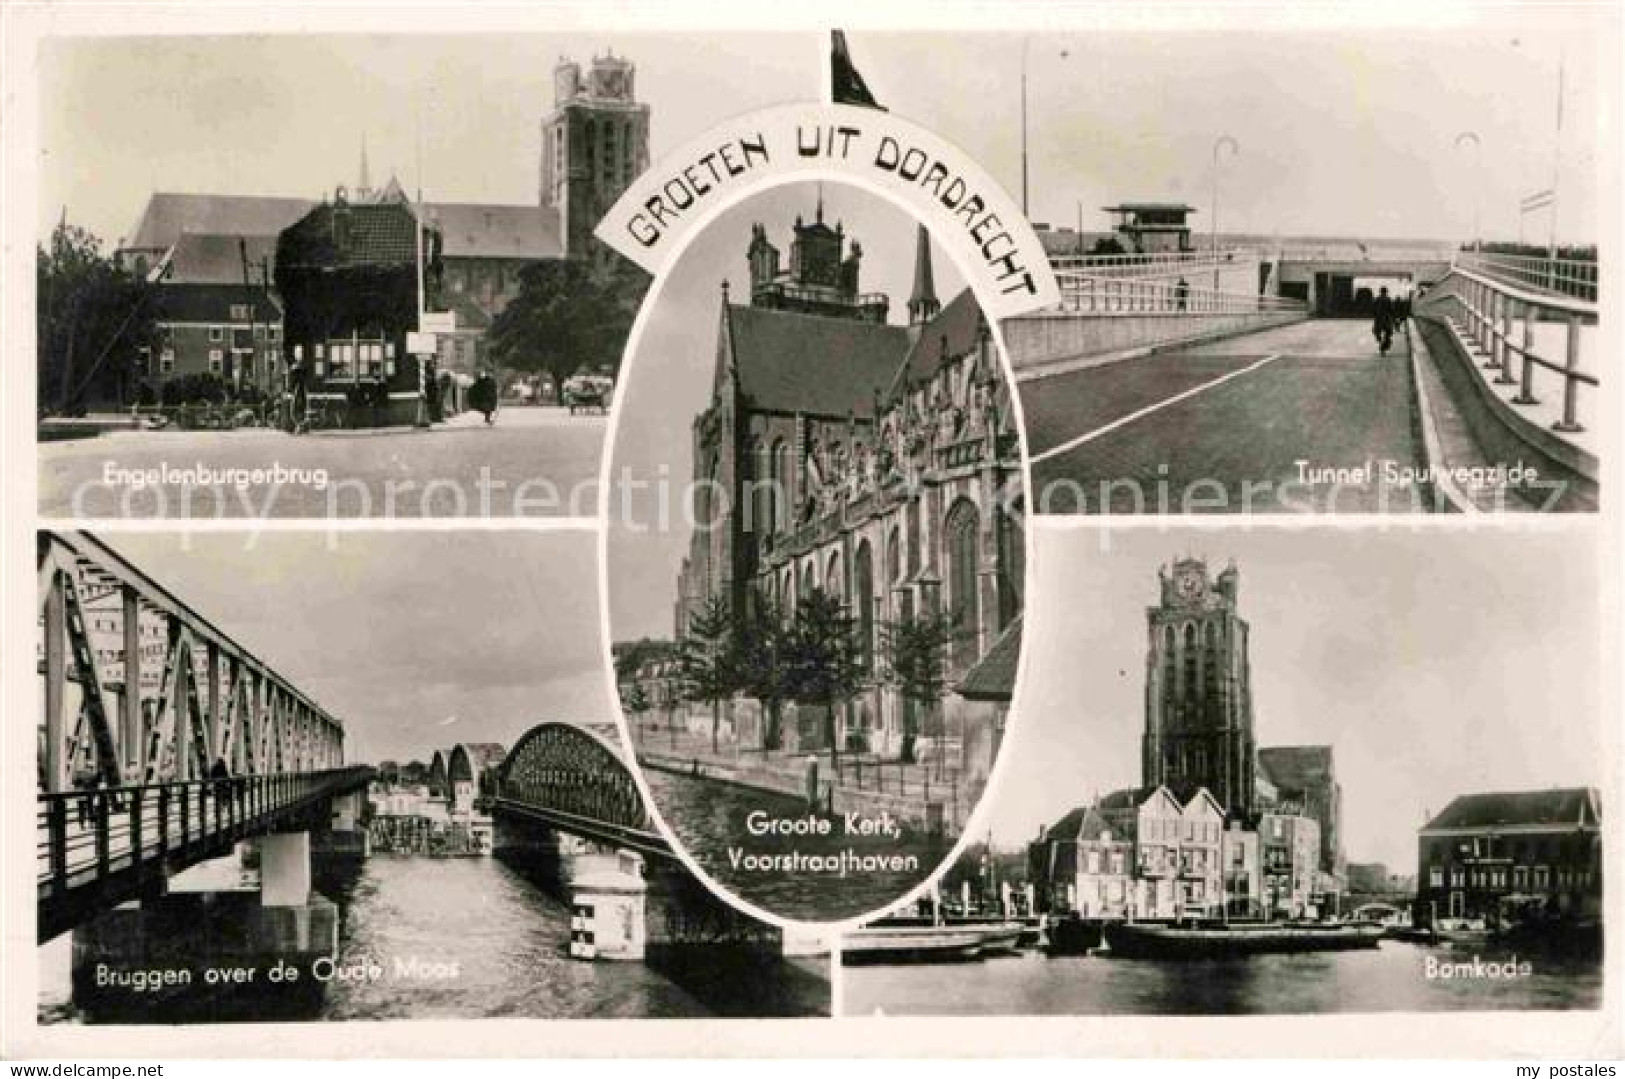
[68,829,338,1021]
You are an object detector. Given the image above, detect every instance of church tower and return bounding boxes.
[907,223,940,326]
[540,52,651,259]
[1142,558,1256,820]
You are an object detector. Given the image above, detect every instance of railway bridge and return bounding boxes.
[37,530,372,1011]
[490,721,782,963]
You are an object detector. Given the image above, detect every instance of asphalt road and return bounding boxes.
[39,406,608,520]
[1020,320,1431,514]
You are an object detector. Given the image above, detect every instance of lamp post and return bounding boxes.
[1454,131,1482,254]
[1020,40,1074,221]
[1211,135,1239,291]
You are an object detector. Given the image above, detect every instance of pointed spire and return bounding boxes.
[816,183,825,225]
[907,224,940,326]
[359,133,372,198]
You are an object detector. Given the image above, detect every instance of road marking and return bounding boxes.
[1030,353,1285,465]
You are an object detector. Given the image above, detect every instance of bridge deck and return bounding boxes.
[1024,320,1428,514]
[36,768,371,942]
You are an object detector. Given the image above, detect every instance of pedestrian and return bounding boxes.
[1371,286,1397,355]
[1174,276,1190,312]
[470,369,499,426]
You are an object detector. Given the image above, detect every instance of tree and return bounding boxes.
[734,594,793,752]
[619,680,651,739]
[1088,236,1127,257]
[37,220,158,414]
[880,609,961,765]
[785,588,867,765]
[486,253,648,392]
[679,595,736,754]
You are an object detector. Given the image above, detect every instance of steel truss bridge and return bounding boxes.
[36,530,370,941]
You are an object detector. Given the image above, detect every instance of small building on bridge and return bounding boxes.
[1102,202,1197,255]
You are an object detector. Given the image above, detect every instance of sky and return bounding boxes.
[843,20,1609,245]
[988,525,1608,871]
[95,530,615,767]
[605,180,968,643]
[37,32,821,249]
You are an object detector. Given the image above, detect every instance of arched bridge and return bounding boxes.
[491,721,671,860]
[36,530,371,941]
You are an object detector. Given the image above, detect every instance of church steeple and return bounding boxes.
[358,134,373,201]
[907,224,940,326]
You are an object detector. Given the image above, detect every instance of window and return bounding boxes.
[160,349,175,374]
[269,325,280,341]
[1429,867,1444,888]
[208,349,223,373]
[230,304,253,321]
[945,498,980,668]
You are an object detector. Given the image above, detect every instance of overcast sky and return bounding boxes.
[38,32,819,248]
[989,525,1607,871]
[96,530,613,767]
[842,20,1608,245]
[605,179,968,643]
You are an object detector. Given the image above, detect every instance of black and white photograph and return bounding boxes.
[835,25,1603,514]
[34,33,817,520]
[843,526,1604,1015]
[34,530,829,1024]
[607,180,1026,923]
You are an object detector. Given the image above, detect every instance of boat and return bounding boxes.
[1102,920,1385,959]
[841,921,1026,965]
[1044,916,1105,955]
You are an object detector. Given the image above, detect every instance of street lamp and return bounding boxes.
[1454,131,1482,254]
[1211,135,1239,291]
[1020,39,1074,221]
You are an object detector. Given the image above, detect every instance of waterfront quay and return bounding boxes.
[634,724,972,833]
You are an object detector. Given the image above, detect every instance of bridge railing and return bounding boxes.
[1442,267,1599,434]
[36,766,371,939]
[1052,272,1309,317]
[1049,247,1259,280]
[1454,251,1599,304]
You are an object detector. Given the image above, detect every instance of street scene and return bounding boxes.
[35,34,817,518]
[608,182,1025,922]
[835,28,1601,513]
[842,527,1603,1014]
[35,530,829,1023]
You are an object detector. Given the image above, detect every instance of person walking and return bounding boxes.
[470,369,499,426]
[1371,286,1398,355]
[1174,276,1190,312]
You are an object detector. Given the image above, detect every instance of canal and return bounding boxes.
[842,939,1603,1015]
[40,853,827,1023]
[644,767,950,923]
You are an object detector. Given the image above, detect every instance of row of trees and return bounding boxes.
[623,588,962,766]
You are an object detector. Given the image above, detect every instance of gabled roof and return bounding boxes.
[278,200,425,270]
[725,302,910,419]
[888,286,983,398]
[1422,788,1601,833]
[164,233,281,285]
[124,193,315,251]
[423,202,562,260]
[154,283,281,324]
[955,614,1021,702]
[1258,746,1335,793]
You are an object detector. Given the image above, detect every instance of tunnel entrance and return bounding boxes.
[1313,272,1414,317]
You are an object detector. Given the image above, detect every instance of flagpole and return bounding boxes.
[1547,50,1564,288]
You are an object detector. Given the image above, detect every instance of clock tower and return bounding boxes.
[540,52,651,260]
[1142,558,1257,820]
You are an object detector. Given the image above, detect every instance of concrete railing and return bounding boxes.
[1049,247,1260,280]
[1436,267,1599,434]
[1454,251,1598,304]
[1052,272,1308,317]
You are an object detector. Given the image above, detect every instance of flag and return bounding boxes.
[831,30,885,111]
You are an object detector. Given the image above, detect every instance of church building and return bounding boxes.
[667,195,1024,787]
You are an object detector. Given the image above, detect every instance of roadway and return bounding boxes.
[39,406,607,519]
[1021,320,1431,514]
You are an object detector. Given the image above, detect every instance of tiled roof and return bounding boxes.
[1423,788,1600,833]
[277,200,425,270]
[955,613,1021,701]
[1257,745,1335,793]
[164,233,281,285]
[726,303,910,419]
[154,283,281,324]
[887,286,984,399]
[124,193,314,251]
[424,202,562,260]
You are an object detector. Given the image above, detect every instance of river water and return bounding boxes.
[843,938,1602,1015]
[644,768,950,924]
[39,853,827,1023]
